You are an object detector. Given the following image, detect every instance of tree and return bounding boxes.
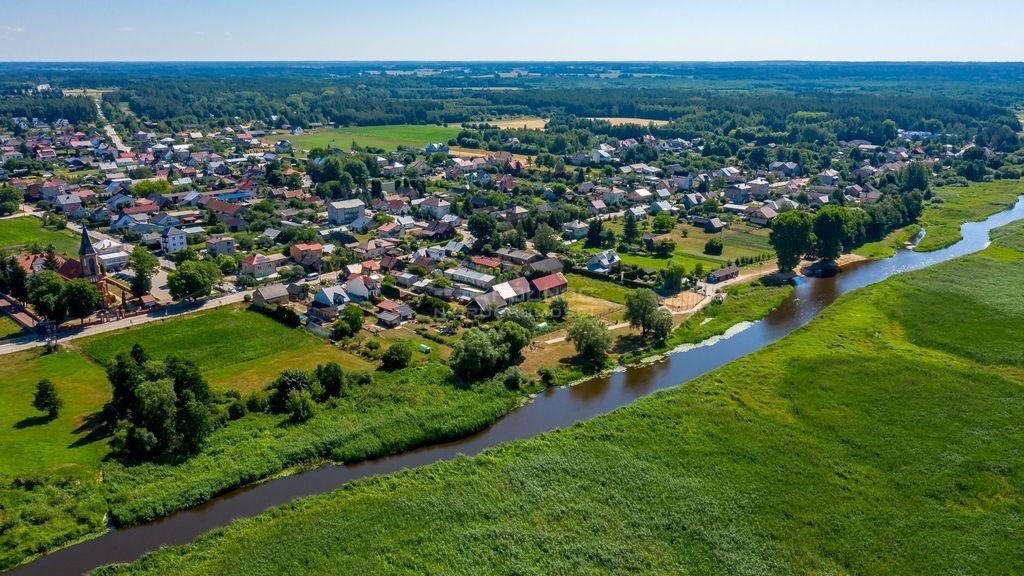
[652,212,675,233]
[468,212,497,246]
[32,379,63,418]
[497,321,531,361]
[64,278,104,324]
[130,179,172,198]
[585,218,606,247]
[532,223,561,254]
[27,270,68,324]
[269,369,317,413]
[0,185,22,216]
[900,162,929,193]
[650,308,673,344]
[129,245,159,298]
[450,328,507,382]
[315,362,346,398]
[331,305,364,339]
[286,389,316,423]
[380,340,414,371]
[703,238,724,256]
[623,211,640,244]
[769,210,815,271]
[2,255,28,300]
[625,289,660,335]
[567,316,613,365]
[814,205,848,261]
[653,238,676,257]
[167,260,221,301]
[549,296,569,322]
[661,261,687,292]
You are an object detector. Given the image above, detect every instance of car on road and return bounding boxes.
[304,272,320,282]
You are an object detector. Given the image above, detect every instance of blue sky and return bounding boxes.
[2,0,1022,61]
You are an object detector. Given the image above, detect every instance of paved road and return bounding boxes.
[0,290,250,356]
[91,94,130,153]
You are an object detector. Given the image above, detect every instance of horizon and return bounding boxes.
[3,0,1023,61]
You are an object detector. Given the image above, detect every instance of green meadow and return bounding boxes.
[916,180,1022,251]
[0,306,516,571]
[0,216,81,255]
[264,125,460,155]
[100,222,1024,576]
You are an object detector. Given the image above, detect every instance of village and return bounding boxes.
[0,105,969,373]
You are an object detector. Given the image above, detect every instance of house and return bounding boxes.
[422,220,455,240]
[352,238,394,260]
[682,193,706,209]
[522,257,564,277]
[55,194,82,216]
[819,169,841,186]
[309,286,350,321]
[468,291,507,316]
[444,267,496,289]
[241,253,277,279]
[377,300,414,322]
[588,199,607,215]
[707,265,740,284]
[290,243,324,270]
[587,250,621,274]
[725,184,752,204]
[494,248,540,266]
[602,187,626,205]
[650,201,674,215]
[748,178,770,199]
[628,206,647,220]
[206,235,236,257]
[253,283,291,308]
[746,206,778,227]
[420,196,451,219]
[531,272,568,299]
[160,227,187,254]
[470,255,502,272]
[493,277,532,304]
[327,199,366,225]
[705,218,726,233]
[561,219,590,239]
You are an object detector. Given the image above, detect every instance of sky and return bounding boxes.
[2,0,1023,62]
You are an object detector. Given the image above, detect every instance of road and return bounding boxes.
[90,93,130,153]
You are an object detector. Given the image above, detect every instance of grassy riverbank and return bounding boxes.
[0,307,518,571]
[99,221,1024,575]
[915,180,1021,251]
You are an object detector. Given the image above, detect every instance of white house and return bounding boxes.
[327,199,366,225]
[161,227,187,254]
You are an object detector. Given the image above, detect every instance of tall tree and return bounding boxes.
[623,211,640,244]
[26,270,68,324]
[769,211,815,271]
[167,260,221,301]
[129,245,159,298]
[32,379,63,418]
[625,288,660,335]
[64,278,104,324]
[567,315,613,364]
[814,206,849,261]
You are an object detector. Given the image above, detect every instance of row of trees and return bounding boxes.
[266,363,374,422]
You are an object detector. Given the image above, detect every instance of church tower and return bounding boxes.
[79,225,101,283]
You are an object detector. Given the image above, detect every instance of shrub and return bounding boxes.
[245,390,270,413]
[286,390,316,423]
[380,340,414,371]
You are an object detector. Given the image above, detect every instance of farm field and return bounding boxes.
[98,221,1024,576]
[0,216,81,255]
[0,304,520,570]
[485,116,547,130]
[916,180,1022,251]
[262,125,460,155]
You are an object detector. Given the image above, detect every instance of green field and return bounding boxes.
[853,225,921,259]
[0,216,81,255]
[603,219,773,271]
[0,306,518,570]
[0,315,25,340]
[77,306,373,392]
[916,180,1022,251]
[667,281,793,346]
[264,125,460,155]
[100,223,1024,576]
[564,272,632,304]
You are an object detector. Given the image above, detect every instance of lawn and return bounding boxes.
[0,216,81,255]
[0,306,520,570]
[666,281,794,347]
[916,180,1022,251]
[603,219,773,272]
[99,223,1024,576]
[564,272,631,304]
[264,125,460,155]
[0,315,26,340]
[76,305,372,392]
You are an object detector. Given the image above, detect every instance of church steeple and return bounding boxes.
[79,225,100,281]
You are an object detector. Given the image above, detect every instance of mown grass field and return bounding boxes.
[0,306,517,570]
[916,180,1022,251]
[263,125,460,155]
[76,305,373,392]
[0,216,81,255]
[100,223,1024,576]
[603,219,773,272]
[0,315,25,340]
[564,272,631,304]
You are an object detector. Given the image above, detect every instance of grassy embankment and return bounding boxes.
[915,180,1021,251]
[100,222,1024,576]
[0,306,517,571]
[0,216,81,255]
[0,315,26,340]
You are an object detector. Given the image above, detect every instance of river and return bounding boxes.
[9,195,1024,576]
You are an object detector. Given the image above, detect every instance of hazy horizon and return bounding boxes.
[2,0,1023,62]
